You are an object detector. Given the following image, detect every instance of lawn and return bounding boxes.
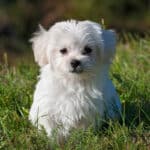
[0,35,149,150]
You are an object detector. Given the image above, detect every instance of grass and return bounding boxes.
[0,36,150,149]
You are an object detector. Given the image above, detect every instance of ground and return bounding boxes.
[0,35,149,150]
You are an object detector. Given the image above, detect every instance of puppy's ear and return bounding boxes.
[30,25,48,67]
[102,30,116,63]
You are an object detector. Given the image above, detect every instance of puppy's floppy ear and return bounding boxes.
[30,25,48,67]
[102,30,116,63]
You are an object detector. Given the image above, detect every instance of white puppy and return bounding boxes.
[29,20,121,140]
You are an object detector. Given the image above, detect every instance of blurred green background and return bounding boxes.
[0,0,150,64]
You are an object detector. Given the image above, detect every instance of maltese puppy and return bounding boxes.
[29,20,121,140]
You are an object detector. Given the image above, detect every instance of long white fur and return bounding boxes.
[29,20,121,140]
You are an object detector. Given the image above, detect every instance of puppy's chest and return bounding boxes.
[50,85,104,120]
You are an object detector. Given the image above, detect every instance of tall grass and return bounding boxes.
[0,36,149,149]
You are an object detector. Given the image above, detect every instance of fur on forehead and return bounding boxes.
[49,20,103,45]
[50,20,102,34]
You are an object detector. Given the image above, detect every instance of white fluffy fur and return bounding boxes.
[29,20,121,140]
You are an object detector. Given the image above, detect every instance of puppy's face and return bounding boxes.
[49,26,101,76]
[31,20,116,78]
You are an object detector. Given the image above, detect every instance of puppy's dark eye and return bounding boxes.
[82,46,92,55]
[60,48,67,54]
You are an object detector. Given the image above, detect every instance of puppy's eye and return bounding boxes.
[82,46,92,55]
[60,48,67,54]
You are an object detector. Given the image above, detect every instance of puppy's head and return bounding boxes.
[30,20,116,78]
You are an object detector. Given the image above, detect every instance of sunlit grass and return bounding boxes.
[0,36,149,149]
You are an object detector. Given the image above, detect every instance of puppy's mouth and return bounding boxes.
[69,67,83,74]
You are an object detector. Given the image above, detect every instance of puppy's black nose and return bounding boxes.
[71,59,81,68]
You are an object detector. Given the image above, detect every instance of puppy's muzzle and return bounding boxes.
[70,59,83,73]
